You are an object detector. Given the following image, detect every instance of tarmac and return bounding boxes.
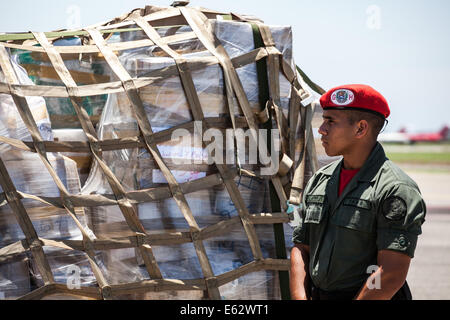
[401,167,450,300]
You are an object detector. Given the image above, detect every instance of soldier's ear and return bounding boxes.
[356,120,369,138]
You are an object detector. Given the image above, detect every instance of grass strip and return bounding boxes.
[386,152,450,164]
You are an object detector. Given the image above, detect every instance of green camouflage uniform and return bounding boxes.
[292,142,426,292]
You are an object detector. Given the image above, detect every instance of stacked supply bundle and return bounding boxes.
[0,58,95,299]
[0,4,327,300]
[12,38,115,185]
[80,12,312,300]
[13,37,111,129]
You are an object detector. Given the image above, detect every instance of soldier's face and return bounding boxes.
[318,110,357,157]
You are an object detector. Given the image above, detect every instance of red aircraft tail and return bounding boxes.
[439,126,449,139]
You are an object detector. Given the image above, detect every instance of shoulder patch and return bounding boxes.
[382,196,407,221]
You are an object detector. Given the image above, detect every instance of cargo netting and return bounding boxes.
[0,4,331,300]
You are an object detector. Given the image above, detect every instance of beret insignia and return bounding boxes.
[382,196,407,221]
[331,89,355,106]
[320,84,390,118]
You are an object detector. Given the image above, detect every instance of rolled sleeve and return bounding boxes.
[376,184,426,258]
[377,229,418,258]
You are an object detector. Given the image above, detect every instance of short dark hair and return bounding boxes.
[344,109,386,138]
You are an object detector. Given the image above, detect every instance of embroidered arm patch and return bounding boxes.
[382,196,407,221]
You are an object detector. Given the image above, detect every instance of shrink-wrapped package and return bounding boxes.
[0,57,53,151]
[14,38,111,129]
[0,6,331,300]
[53,129,92,186]
[0,58,94,299]
[81,20,297,299]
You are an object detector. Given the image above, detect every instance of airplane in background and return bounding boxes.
[378,125,450,144]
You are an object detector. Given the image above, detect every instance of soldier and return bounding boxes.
[289,84,426,300]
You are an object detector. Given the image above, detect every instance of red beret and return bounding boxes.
[319,84,390,119]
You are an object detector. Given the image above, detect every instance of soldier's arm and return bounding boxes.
[290,173,318,300]
[357,182,425,300]
[290,200,312,300]
[290,243,310,300]
[355,250,411,300]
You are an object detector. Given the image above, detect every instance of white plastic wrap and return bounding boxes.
[81,20,296,299]
[53,129,92,186]
[0,56,53,157]
[0,58,95,299]
[0,17,328,300]
[14,38,111,129]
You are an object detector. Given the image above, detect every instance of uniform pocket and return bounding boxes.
[304,194,327,224]
[331,203,375,233]
[304,204,325,224]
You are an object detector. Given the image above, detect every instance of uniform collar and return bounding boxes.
[321,159,341,176]
[324,142,387,215]
[355,142,387,182]
[320,142,386,183]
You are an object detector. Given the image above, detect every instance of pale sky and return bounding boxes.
[1,0,449,133]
